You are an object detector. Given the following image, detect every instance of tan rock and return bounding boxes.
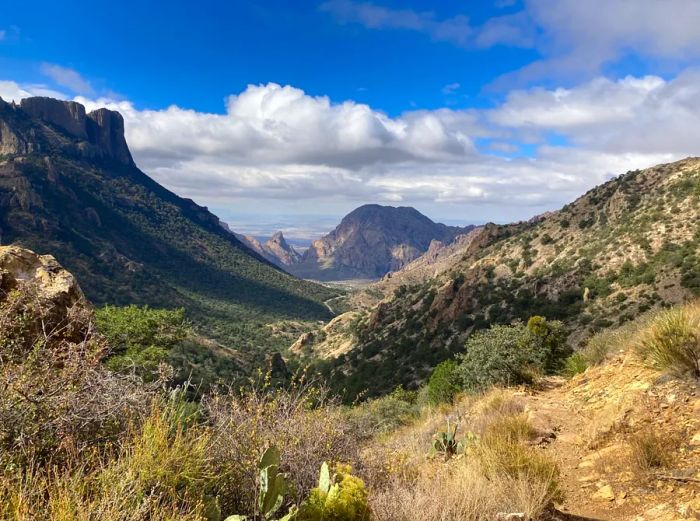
[592,484,615,501]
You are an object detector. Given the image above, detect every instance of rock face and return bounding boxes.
[288,204,474,281]
[265,232,302,266]
[0,96,133,165]
[0,245,89,341]
[233,231,301,268]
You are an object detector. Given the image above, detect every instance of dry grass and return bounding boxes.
[628,427,680,471]
[366,388,561,521]
[636,302,700,377]
[371,462,554,521]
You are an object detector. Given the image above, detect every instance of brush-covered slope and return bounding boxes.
[314,158,700,398]
[0,96,336,357]
[288,204,474,281]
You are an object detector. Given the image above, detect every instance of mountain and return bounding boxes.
[308,158,700,398]
[0,96,337,368]
[233,231,302,268]
[288,204,475,281]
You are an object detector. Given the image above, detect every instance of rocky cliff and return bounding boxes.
[288,204,474,281]
[0,96,133,165]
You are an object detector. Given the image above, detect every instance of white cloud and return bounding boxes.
[39,63,94,96]
[6,74,700,227]
[0,80,67,102]
[0,30,6,41]
[321,0,700,84]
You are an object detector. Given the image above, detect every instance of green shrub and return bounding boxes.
[525,316,571,372]
[299,463,370,521]
[427,360,460,405]
[457,317,569,392]
[563,353,588,376]
[458,324,532,392]
[96,305,188,381]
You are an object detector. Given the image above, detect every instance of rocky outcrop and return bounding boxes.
[233,231,301,268]
[0,96,133,165]
[264,232,301,266]
[86,108,133,165]
[288,204,475,281]
[0,245,90,342]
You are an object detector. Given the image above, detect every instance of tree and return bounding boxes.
[427,360,460,405]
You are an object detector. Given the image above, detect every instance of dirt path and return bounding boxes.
[520,381,622,520]
[518,375,699,521]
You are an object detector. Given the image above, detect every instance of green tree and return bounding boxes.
[96,305,187,381]
[525,316,571,372]
[427,360,460,405]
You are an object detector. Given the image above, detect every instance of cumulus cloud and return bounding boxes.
[40,63,94,96]
[6,75,700,227]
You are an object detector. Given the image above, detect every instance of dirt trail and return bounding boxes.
[517,367,700,521]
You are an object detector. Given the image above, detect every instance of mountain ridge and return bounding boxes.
[288,203,475,281]
[0,96,337,378]
[306,157,700,398]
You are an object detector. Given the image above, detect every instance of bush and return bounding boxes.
[96,305,188,382]
[0,284,151,468]
[458,324,534,392]
[563,352,588,376]
[345,389,420,436]
[299,463,371,521]
[427,360,460,405]
[637,303,700,377]
[457,317,569,392]
[203,381,361,515]
[629,428,679,470]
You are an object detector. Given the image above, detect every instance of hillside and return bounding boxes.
[288,204,474,281]
[308,158,700,398]
[0,96,337,369]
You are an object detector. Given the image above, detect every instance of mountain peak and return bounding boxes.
[288,205,474,281]
[1,96,133,166]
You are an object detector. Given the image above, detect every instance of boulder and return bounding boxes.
[0,245,90,342]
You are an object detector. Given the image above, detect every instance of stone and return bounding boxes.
[592,484,615,501]
[0,245,90,343]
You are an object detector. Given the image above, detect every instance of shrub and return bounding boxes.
[525,316,570,372]
[299,463,370,521]
[563,352,588,376]
[457,317,569,392]
[345,390,419,436]
[637,303,700,377]
[427,360,460,405]
[0,284,150,468]
[628,428,679,470]
[96,305,188,382]
[203,381,360,515]
[458,324,534,392]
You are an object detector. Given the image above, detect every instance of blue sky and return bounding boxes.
[1,1,537,114]
[2,1,700,241]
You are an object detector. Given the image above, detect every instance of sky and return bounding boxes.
[2,0,700,242]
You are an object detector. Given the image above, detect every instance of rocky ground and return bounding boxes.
[522,352,700,520]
